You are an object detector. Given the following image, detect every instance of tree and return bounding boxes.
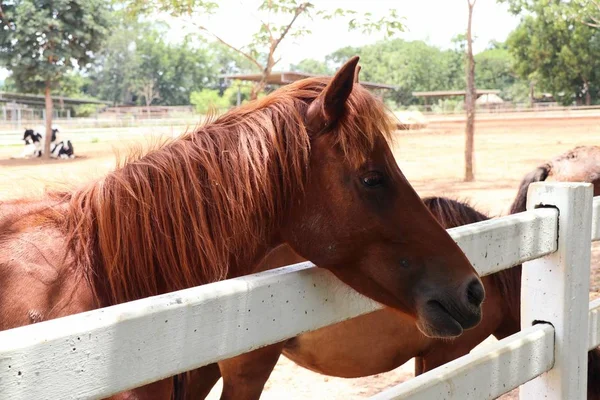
[190,89,229,114]
[88,20,245,107]
[0,0,110,159]
[120,0,405,99]
[579,0,600,28]
[505,8,600,105]
[325,40,465,107]
[499,0,600,105]
[474,46,512,89]
[465,0,476,182]
[88,20,142,106]
[290,58,332,75]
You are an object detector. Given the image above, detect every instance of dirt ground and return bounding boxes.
[1,115,600,399]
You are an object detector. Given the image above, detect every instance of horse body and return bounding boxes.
[183,197,518,400]
[0,57,482,400]
[186,144,600,400]
[0,199,94,330]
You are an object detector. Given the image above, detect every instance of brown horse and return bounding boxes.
[509,144,600,400]
[0,57,484,400]
[510,145,600,214]
[180,197,520,400]
[185,144,600,400]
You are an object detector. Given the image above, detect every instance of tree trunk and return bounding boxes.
[585,80,592,106]
[44,83,53,160]
[529,82,535,108]
[250,76,268,101]
[464,0,476,182]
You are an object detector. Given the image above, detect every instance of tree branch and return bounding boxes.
[240,0,273,40]
[263,2,310,77]
[580,14,600,28]
[188,20,264,71]
[271,2,311,53]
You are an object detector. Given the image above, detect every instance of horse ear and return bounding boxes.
[306,56,360,133]
[354,65,361,83]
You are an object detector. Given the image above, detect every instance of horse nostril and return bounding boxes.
[466,278,485,307]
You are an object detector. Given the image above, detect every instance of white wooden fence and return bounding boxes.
[0,181,598,399]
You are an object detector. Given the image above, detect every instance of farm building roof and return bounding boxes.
[412,90,501,98]
[475,93,505,104]
[0,91,111,108]
[221,71,399,91]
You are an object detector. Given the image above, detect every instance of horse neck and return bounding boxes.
[67,108,310,306]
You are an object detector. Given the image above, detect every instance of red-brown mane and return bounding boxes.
[63,77,396,306]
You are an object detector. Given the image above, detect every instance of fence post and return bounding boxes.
[520,182,593,399]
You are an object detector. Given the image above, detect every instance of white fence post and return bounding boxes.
[520,182,593,399]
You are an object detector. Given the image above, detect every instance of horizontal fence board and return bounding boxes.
[592,197,600,241]
[0,262,381,399]
[369,324,555,400]
[589,299,600,350]
[0,208,559,399]
[448,207,557,276]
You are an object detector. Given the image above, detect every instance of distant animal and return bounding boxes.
[18,125,75,159]
[19,128,43,158]
[48,125,75,159]
[50,139,75,159]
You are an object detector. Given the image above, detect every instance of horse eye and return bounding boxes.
[361,171,384,188]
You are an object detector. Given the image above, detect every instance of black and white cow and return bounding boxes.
[48,125,76,159]
[21,128,43,158]
[50,138,75,159]
[18,126,76,159]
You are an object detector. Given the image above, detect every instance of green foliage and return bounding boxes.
[325,46,363,70]
[118,0,405,98]
[474,47,519,100]
[87,20,143,105]
[326,40,465,106]
[0,75,17,92]
[505,3,600,105]
[56,71,94,98]
[290,59,332,75]
[190,80,265,114]
[88,19,244,106]
[0,0,111,93]
[190,88,229,114]
[73,103,102,117]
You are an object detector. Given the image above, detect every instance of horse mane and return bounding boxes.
[63,77,396,306]
[509,163,551,214]
[422,196,521,320]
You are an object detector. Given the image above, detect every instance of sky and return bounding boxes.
[163,0,521,67]
[0,0,521,81]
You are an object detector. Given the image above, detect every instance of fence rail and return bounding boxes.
[370,324,556,400]
[0,182,597,399]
